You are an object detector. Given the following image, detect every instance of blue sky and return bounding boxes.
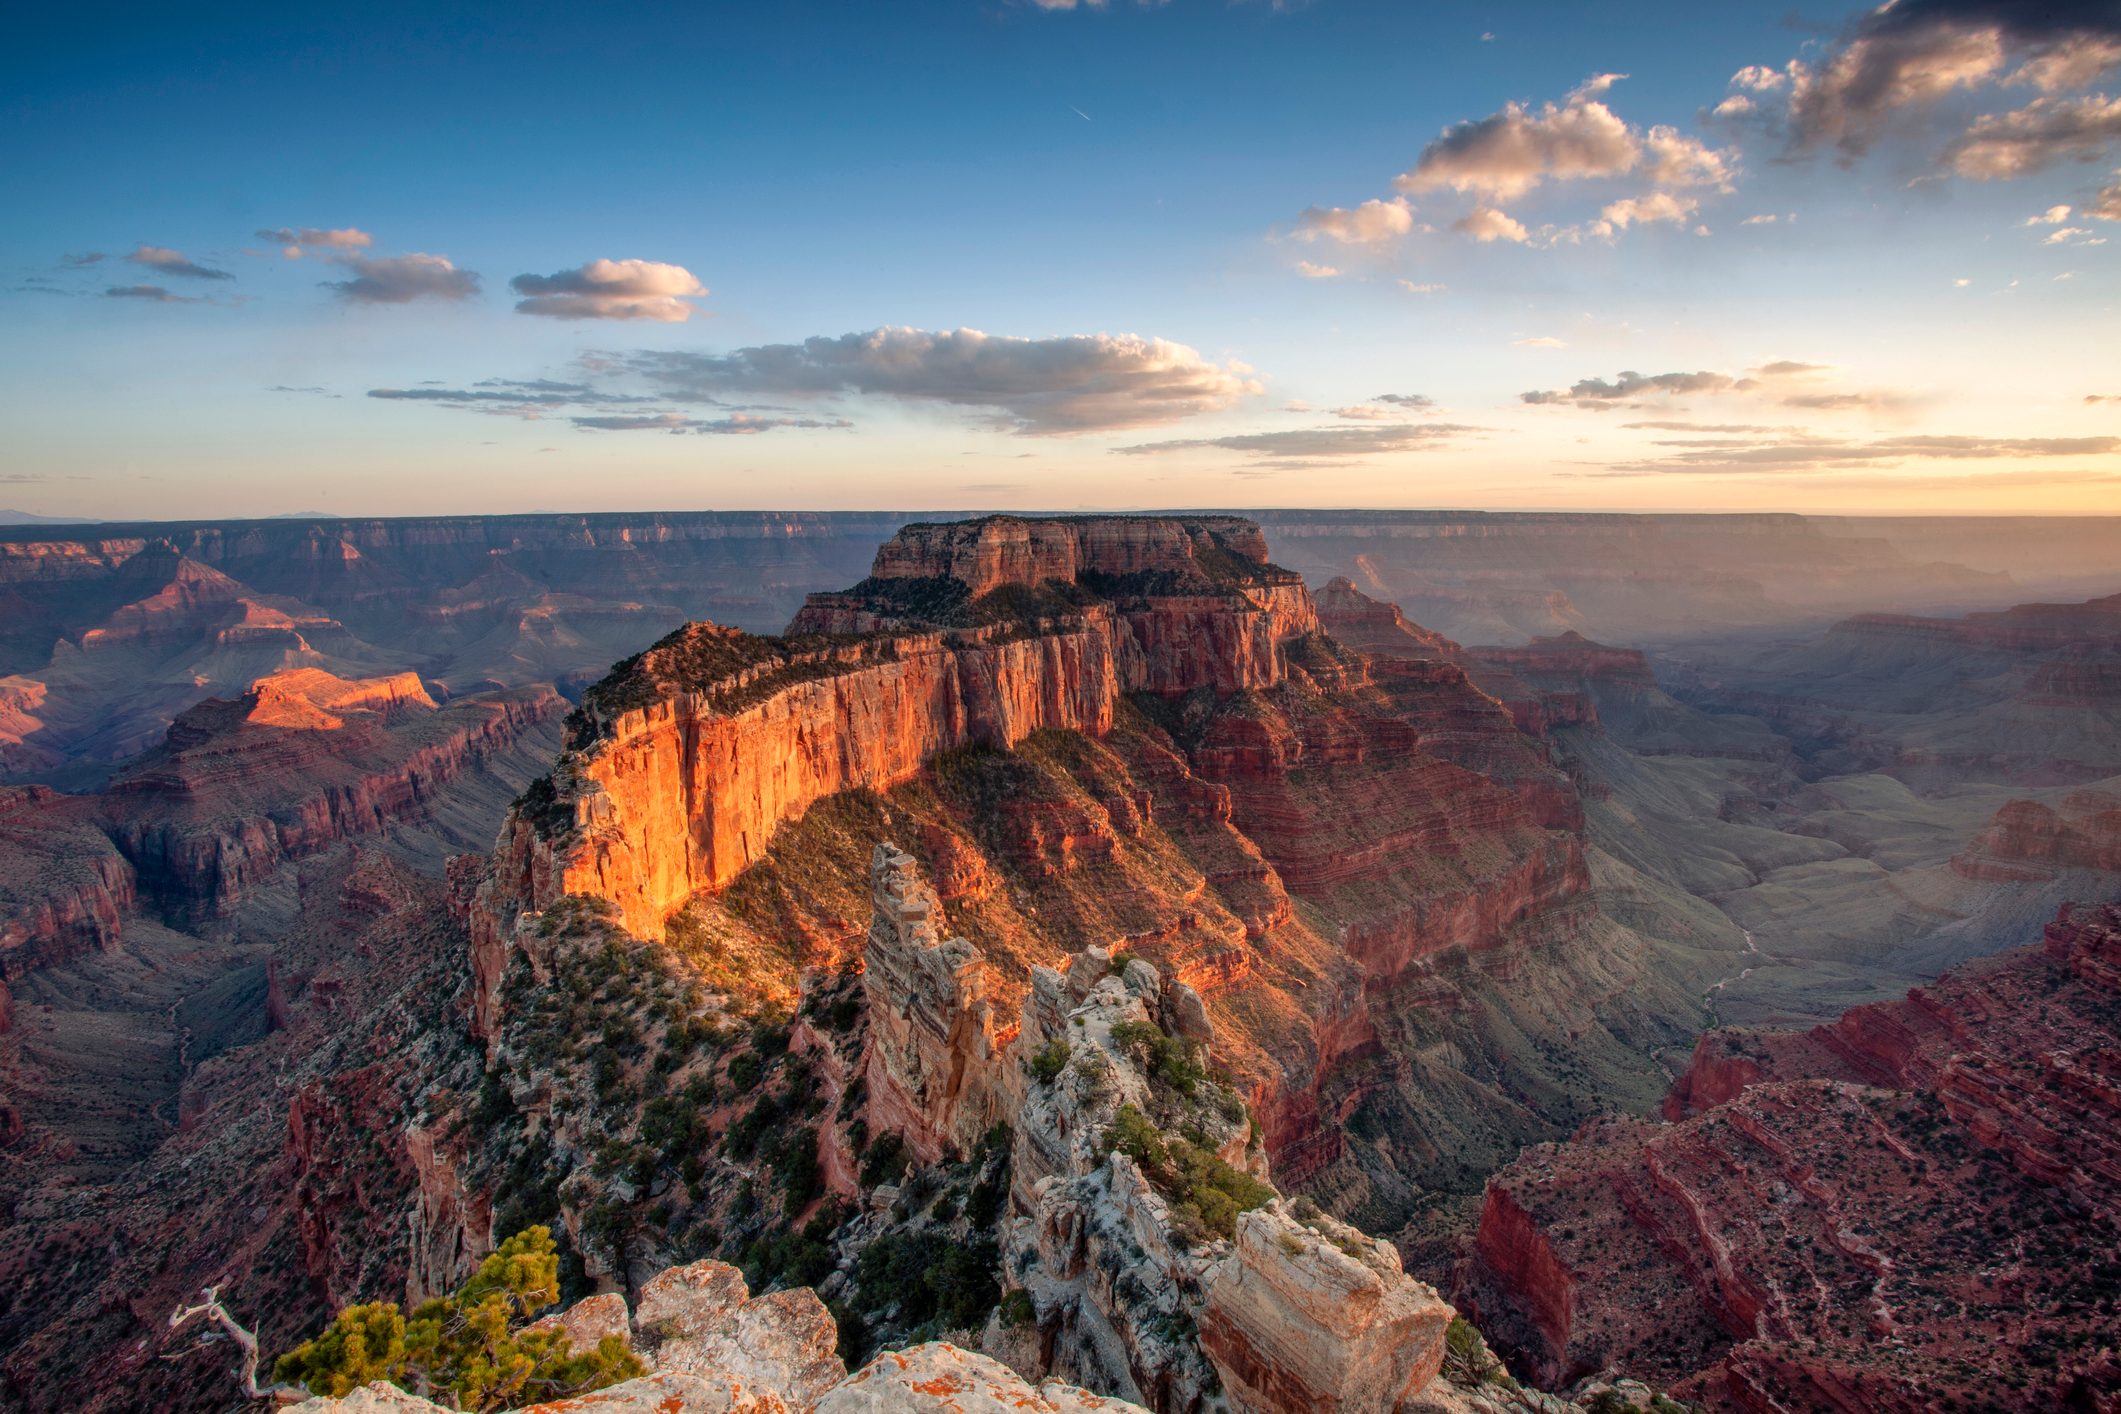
[4,0,2118,518]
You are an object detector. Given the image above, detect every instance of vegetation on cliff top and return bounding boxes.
[272,1226,642,1409]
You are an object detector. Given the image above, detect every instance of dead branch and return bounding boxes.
[168,1286,305,1405]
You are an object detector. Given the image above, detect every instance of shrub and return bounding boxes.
[998,1287,1036,1329]
[1028,1038,1071,1084]
[1107,1020,1203,1097]
[273,1227,642,1409]
[1102,1104,1269,1243]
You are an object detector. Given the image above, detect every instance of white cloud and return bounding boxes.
[1731,64,1788,92]
[1714,95,1757,117]
[1293,260,1342,279]
[1454,207,1530,242]
[1396,87,1641,200]
[2092,173,2121,219]
[511,259,708,321]
[1594,191,1698,233]
[1397,279,1446,294]
[1644,126,1735,188]
[1292,196,1416,246]
[2026,204,2074,224]
[1741,213,1780,225]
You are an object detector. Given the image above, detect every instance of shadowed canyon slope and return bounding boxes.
[1458,901,2121,1412]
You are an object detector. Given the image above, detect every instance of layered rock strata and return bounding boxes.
[474,516,1317,979]
[1458,901,2121,1411]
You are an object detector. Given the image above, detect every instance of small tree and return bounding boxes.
[273,1227,642,1409]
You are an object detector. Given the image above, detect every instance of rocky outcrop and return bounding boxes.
[819,845,1456,1414]
[103,674,562,925]
[0,784,136,978]
[1199,1200,1451,1414]
[284,1258,1144,1414]
[862,515,1275,599]
[1459,901,2121,1410]
[861,845,1015,1166]
[1951,790,2121,880]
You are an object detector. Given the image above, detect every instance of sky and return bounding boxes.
[3,0,2119,519]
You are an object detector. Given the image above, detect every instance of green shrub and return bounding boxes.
[273,1227,642,1409]
[1102,1104,1269,1242]
[1106,1021,1203,1097]
[1028,1038,1071,1084]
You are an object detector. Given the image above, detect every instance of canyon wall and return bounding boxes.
[477,517,1318,954]
[1458,901,2121,1411]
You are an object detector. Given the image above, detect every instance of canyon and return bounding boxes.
[1459,900,2121,1412]
[0,509,2116,1414]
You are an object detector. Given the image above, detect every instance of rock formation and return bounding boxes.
[1951,789,2121,880]
[282,1255,1145,1414]
[1199,1201,1451,1414]
[1458,901,2121,1411]
[861,844,1014,1166]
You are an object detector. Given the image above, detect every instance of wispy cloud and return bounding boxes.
[1589,430,2120,475]
[1292,197,1416,246]
[616,327,1262,434]
[104,284,209,304]
[257,226,375,257]
[128,244,232,281]
[1113,420,1481,466]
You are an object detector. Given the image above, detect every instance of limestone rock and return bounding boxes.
[813,1342,1150,1414]
[635,1260,845,1412]
[523,1290,631,1351]
[1199,1200,1451,1414]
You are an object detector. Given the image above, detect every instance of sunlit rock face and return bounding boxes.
[475,516,1320,955]
[1458,900,2121,1412]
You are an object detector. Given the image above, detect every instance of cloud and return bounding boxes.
[569,412,851,434]
[1397,279,1446,294]
[2091,173,2121,218]
[1454,207,1530,242]
[367,378,664,413]
[1523,369,1743,405]
[128,245,232,280]
[1293,260,1342,279]
[1330,404,1397,420]
[1731,65,1788,93]
[2041,224,2102,243]
[1112,421,1481,466]
[1947,93,2121,177]
[1643,127,1735,188]
[1621,420,1792,433]
[1397,86,1640,199]
[1292,197,1416,246]
[257,226,375,257]
[1594,191,1698,232]
[617,327,1261,434]
[511,258,709,321]
[1778,0,2121,160]
[104,284,207,303]
[1526,361,1909,412]
[61,252,105,267]
[1741,213,1780,224]
[2085,393,2119,403]
[326,253,480,304]
[1514,336,1567,348]
[2027,204,2075,223]
[1375,393,1437,409]
[1593,429,2121,475]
